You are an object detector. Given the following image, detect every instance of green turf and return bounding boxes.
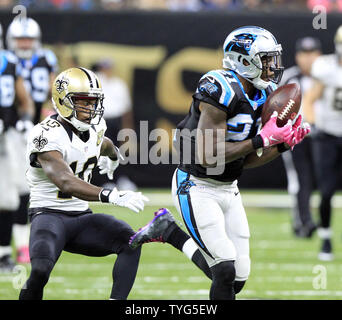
[1,190,341,300]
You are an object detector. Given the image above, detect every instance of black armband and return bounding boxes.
[277,143,290,153]
[99,188,112,203]
[251,135,264,149]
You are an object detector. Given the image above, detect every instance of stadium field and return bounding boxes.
[1,189,342,300]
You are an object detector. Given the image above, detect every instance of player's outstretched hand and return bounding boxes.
[284,115,311,150]
[259,111,292,148]
[99,187,149,213]
[98,156,119,180]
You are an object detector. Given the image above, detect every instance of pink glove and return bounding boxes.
[284,115,311,150]
[259,111,292,148]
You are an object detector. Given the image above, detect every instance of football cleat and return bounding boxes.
[129,208,177,249]
[294,222,317,239]
[318,239,334,261]
[0,255,16,273]
[16,246,30,264]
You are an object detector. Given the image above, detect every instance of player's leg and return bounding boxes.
[65,213,141,300]
[0,133,20,272]
[292,138,316,236]
[129,170,212,279]
[13,194,30,263]
[224,188,251,295]
[19,213,66,300]
[10,129,31,263]
[312,133,338,260]
[177,173,236,300]
[282,139,316,237]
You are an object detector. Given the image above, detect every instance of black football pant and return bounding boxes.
[282,137,316,229]
[311,132,342,229]
[19,210,141,300]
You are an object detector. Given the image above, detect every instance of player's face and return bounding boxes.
[295,50,321,76]
[73,98,98,124]
[260,53,283,84]
[15,37,35,51]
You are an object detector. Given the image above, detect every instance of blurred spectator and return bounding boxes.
[132,0,168,9]
[19,0,56,9]
[101,0,126,10]
[167,0,202,11]
[59,0,95,10]
[201,0,243,10]
[307,0,342,12]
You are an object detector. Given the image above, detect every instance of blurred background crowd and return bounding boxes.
[0,0,340,13]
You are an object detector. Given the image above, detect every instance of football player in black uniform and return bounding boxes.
[5,17,58,264]
[130,26,311,300]
[0,22,34,272]
[280,37,321,238]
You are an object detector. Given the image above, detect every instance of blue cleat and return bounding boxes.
[129,208,177,249]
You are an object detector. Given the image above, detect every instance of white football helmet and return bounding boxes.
[222,26,284,90]
[334,25,342,58]
[6,17,41,59]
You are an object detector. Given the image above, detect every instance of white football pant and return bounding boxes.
[171,168,251,281]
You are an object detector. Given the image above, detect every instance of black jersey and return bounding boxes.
[175,69,276,182]
[0,50,22,131]
[19,49,58,124]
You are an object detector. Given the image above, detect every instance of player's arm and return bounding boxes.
[197,102,256,167]
[98,137,123,180]
[243,146,280,169]
[302,79,324,124]
[37,150,102,201]
[15,76,35,120]
[100,136,119,160]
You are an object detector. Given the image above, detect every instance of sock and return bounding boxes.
[164,223,190,251]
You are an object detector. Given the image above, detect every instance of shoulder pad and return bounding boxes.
[3,50,19,64]
[28,118,68,156]
[197,70,235,107]
[37,48,58,70]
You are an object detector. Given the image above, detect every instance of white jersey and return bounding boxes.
[311,54,342,136]
[26,115,107,211]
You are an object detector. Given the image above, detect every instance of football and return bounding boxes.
[261,83,301,127]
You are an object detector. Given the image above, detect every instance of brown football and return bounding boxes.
[261,83,301,127]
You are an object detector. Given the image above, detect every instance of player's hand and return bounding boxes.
[16,118,34,140]
[284,115,311,150]
[99,187,149,213]
[259,111,292,148]
[98,156,119,180]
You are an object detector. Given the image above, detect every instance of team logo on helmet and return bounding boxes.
[226,33,257,55]
[33,131,48,151]
[55,77,69,94]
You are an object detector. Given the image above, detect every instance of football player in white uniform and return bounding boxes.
[19,67,148,300]
[130,26,310,299]
[6,17,58,264]
[0,23,34,272]
[303,25,342,261]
